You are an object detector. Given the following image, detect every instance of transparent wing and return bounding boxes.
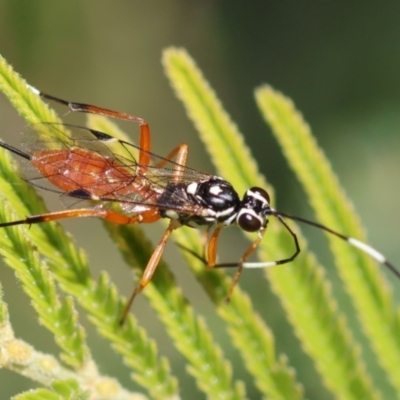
[20,123,212,214]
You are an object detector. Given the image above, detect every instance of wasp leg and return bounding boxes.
[0,209,143,228]
[155,143,188,183]
[120,221,177,324]
[33,89,153,167]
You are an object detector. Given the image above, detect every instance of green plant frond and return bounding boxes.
[174,225,304,400]
[0,326,130,399]
[0,55,178,399]
[50,379,88,399]
[13,379,146,400]
[86,98,298,400]
[1,45,396,399]
[12,389,63,400]
[0,55,71,142]
[103,222,247,400]
[0,285,9,324]
[0,144,177,400]
[255,85,400,394]
[86,112,248,399]
[0,107,90,287]
[0,199,129,393]
[86,114,142,161]
[163,48,305,400]
[163,47,382,399]
[12,379,89,400]
[162,49,267,198]
[0,281,12,346]
[51,378,142,400]
[86,114,131,142]
[0,174,90,368]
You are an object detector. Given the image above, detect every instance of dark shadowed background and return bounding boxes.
[1,2,400,399]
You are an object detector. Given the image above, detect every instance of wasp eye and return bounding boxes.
[238,212,262,232]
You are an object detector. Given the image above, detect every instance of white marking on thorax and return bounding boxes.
[186,182,198,195]
[209,184,223,196]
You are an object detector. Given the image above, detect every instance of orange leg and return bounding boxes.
[39,91,153,166]
[32,91,192,320]
[205,226,223,268]
[119,144,189,323]
[38,91,191,177]
[119,221,177,323]
[224,231,265,301]
[40,92,148,127]
[138,123,151,166]
[155,143,188,182]
[0,207,161,228]
[204,226,267,302]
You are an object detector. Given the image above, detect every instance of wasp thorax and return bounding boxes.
[192,178,240,211]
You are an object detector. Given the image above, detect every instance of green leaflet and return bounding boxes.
[163,47,384,400]
[256,85,400,394]
[0,54,177,399]
[0,46,397,399]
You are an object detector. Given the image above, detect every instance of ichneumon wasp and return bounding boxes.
[0,85,399,323]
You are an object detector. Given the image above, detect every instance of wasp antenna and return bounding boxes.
[274,211,400,280]
[0,141,31,161]
[26,84,65,106]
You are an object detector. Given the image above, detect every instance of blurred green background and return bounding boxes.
[0,2,400,399]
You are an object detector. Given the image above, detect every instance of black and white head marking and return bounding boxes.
[236,187,271,233]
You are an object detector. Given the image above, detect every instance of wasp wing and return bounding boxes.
[19,123,213,216]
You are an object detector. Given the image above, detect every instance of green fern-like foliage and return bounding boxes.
[0,48,398,400]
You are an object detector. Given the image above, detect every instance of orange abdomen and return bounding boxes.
[31,148,135,197]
